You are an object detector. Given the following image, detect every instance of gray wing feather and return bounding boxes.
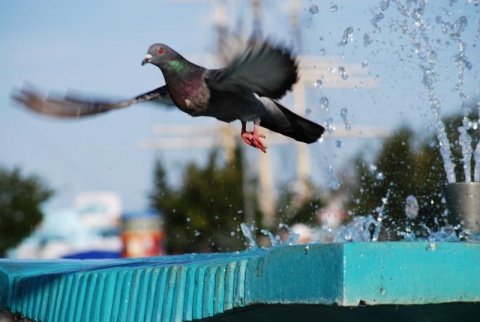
[205,40,298,99]
[12,85,174,118]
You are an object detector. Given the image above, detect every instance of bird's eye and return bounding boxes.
[157,48,164,54]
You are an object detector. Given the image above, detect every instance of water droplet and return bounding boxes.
[340,108,350,131]
[422,67,435,88]
[361,60,369,68]
[319,48,326,55]
[405,195,419,218]
[309,5,319,15]
[330,3,338,12]
[363,33,373,46]
[455,54,472,70]
[306,108,312,115]
[454,16,468,33]
[371,12,384,28]
[329,179,341,190]
[314,79,323,88]
[326,165,334,175]
[324,117,335,133]
[376,172,385,180]
[319,96,330,111]
[380,0,390,11]
[338,66,345,74]
[339,27,354,46]
[428,50,437,64]
[335,140,343,148]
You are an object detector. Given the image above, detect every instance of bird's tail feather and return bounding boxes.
[259,99,325,144]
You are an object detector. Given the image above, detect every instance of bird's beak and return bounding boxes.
[141,54,152,66]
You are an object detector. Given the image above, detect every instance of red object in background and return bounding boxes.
[121,210,166,257]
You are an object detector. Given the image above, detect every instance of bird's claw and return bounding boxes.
[241,131,267,153]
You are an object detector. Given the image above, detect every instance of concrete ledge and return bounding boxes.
[1,242,479,321]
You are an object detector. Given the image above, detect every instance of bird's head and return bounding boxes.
[141,43,177,67]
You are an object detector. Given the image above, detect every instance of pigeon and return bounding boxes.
[13,39,325,152]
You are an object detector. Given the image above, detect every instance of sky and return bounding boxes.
[1,0,479,212]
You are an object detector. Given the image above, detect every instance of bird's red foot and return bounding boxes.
[241,127,267,153]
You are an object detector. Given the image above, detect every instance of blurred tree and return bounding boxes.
[150,145,262,254]
[0,167,53,256]
[346,111,480,240]
[275,180,326,227]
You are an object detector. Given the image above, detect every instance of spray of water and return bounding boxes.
[391,0,458,183]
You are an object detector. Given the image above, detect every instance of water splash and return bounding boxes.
[458,121,473,182]
[475,138,480,182]
[278,223,300,245]
[240,223,257,249]
[390,0,457,183]
[453,15,474,181]
[260,229,280,246]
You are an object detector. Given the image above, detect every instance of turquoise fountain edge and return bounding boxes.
[1,242,479,321]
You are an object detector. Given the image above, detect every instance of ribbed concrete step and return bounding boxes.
[1,243,479,321]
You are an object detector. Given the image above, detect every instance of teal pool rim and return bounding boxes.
[1,242,479,321]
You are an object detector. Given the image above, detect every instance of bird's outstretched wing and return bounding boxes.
[205,39,298,100]
[12,85,174,118]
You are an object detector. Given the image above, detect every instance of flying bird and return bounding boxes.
[13,39,325,152]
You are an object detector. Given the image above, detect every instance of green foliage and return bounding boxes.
[0,167,53,256]
[275,180,326,227]
[150,146,261,254]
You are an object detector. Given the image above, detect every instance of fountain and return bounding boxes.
[2,1,480,321]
